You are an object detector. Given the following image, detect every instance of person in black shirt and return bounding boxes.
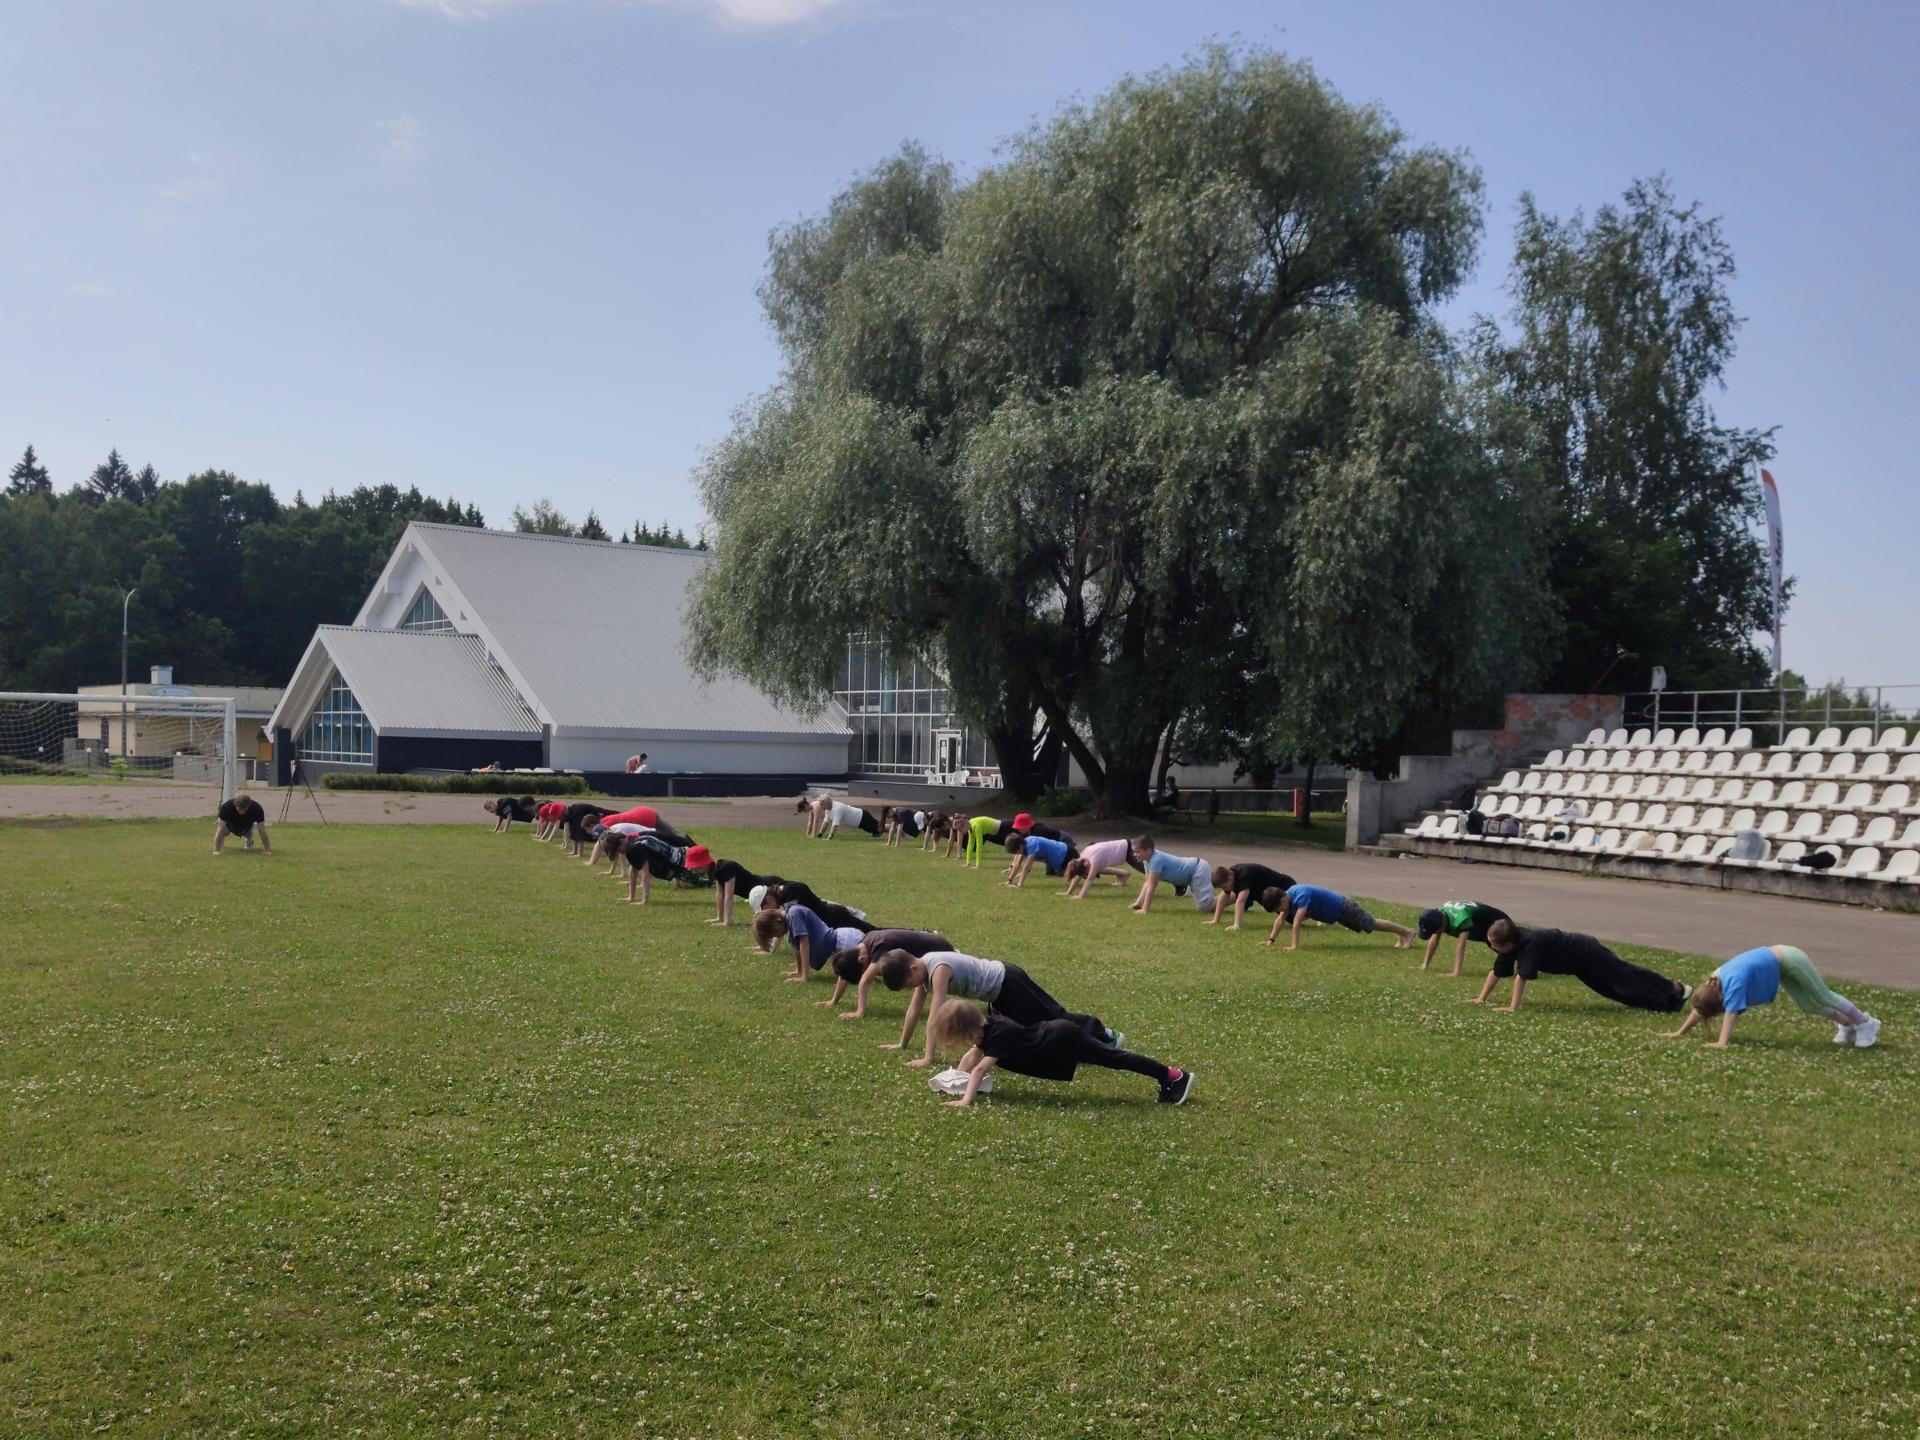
[709,859,783,927]
[1416,901,1512,978]
[484,795,539,833]
[1204,863,1296,930]
[561,802,616,856]
[1472,919,1686,1013]
[214,793,271,854]
[928,1000,1193,1108]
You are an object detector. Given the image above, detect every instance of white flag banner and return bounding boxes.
[1760,468,1784,676]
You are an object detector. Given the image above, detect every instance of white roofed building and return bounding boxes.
[267,523,850,781]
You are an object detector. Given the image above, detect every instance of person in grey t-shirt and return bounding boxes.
[876,950,1117,1068]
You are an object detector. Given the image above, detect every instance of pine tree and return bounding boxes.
[130,463,161,504]
[6,445,51,496]
[85,448,136,502]
[579,509,609,541]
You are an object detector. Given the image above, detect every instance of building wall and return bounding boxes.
[377,734,545,773]
[552,733,849,776]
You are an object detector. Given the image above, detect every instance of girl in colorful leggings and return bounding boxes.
[1664,945,1881,1049]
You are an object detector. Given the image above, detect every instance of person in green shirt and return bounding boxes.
[1416,901,1512,977]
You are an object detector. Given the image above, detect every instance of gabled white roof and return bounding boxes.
[271,626,541,739]
[385,523,846,740]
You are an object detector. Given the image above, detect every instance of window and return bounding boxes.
[829,634,995,777]
[300,672,373,764]
[398,586,453,632]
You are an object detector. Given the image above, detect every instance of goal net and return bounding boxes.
[0,692,238,799]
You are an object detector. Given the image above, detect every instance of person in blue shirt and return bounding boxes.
[1003,833,1078,887]
[751,903,867,984]
[1263,882,1414,951]
[1663,945,1880,1049]
[1128,835,1217,916]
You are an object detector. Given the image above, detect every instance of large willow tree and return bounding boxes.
[688,47,1551,814]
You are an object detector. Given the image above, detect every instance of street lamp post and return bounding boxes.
[119,585,137,758]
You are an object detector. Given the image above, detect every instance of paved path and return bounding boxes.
[8,783,1916,991]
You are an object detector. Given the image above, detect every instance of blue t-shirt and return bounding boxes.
[1285,884,1346,923]
[1146,850,1201,886]
[1716,947,1780,1014]
[785,903,831,956]
[1024,835,1070,873]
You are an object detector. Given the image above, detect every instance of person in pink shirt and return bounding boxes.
[1059,838,1138,898]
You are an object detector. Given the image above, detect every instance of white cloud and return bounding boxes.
[375,113,432,166]
[392,0,864,28]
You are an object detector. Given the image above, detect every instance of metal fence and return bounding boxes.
[1620,685,1920,748]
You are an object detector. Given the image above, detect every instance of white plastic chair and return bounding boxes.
[1720,807,1753,834]
[1542,750,1565,770]
[1681,752,1710,775]
[1757,841,1805,871]
[1715,778,1748,804]
[1633,775,1661,799]
[1610,751,1635,772]
[1837,726,1874,752]
[1615,802,1642,827]
[1620,831,1653,856]
[1738,779,1769,806]
[1837,782,1875,812]
[1758,811,1791,839]
[1519,796,1545,820]
[1686,778,1716,803]
[1656,749,1683,773]
[1677,727,1701,748]
[1411,815,1440,837]
[1870,784,1913,814]
[1677,834,1711,861]
[1807,781,1840,810]
[1705,835,1735,862]
[1650,831,1681,857]
[1809,726,1843,752]
[1785,812,1823,841]
[1643,804,1670,829]
[1653,727,1677,748]
[1872,727,1908,752]
[1596,827,1624,852]
[1702,727,1729,748]
[1437,816,1460,838]
[1520,771,1543,793]
[1774,780,1807,808]
[1707,751,1735,776]
[1857,816,1897,847]
[1792,751,1825,778]
[1654,777,1683,801]
[1606,728,1630,747]
[1727,727,1753,749]
[1571,825,1597,848]
[1669,805,1698,831]
[1583,727,1607,745]
[1499,770,1522,790]
[1900,819,1920,848]
[1811,814,1859,846]
[1825,752,1858,781]
[1896,755,1920,782]
[1633,749,1658,771]
[1628,728,1653,748]
[1841,846,1881,878]
[1735,752,1766,777]
[1779,726,1812,751]
[1762,752,1795,778]
[1858,752,1891,781]
[1871,849,1920,883]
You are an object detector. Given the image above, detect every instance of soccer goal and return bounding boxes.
[0,692,238,801]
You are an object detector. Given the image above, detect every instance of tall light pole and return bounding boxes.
[119,585,137,757]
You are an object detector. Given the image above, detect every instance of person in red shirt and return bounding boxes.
[533,799,569,842]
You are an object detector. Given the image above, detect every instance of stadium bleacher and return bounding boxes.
[1397,723,1920,890]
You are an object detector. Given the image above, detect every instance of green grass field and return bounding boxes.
[4,819,1917,1437]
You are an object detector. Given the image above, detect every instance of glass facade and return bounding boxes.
[399,586,453,632]
[831,636,993,777]
[300,673,374,764]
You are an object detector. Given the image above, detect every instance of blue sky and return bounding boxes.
[2,0,1913,685]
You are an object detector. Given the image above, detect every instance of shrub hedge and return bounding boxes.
[322,773,588,796]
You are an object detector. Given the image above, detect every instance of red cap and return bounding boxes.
[684,844,713,869]
[1012,812,1033,830]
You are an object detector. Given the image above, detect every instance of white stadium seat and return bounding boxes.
[1615,802,1642,827]
[1520,771,1543,793]
[1633,775,1661,799]
[1857,816,1897,847]
[1643,803,1670,829]
[1838,782,1875,811]
[1718,807,1752,834]
[1872,727,1909,752]
[1681,752,1710,775]
[1702,727,1729,748]
[1656,749,1682,772]
[1619,831,1652,856]
[1841,846,1881,877]
[1762,752,1795,778]
[1519,797,1544,819]
[1583,727,1607,745]
[1872,849,1920,883]
[1437,816,1460,838]
[1792,752,1825,778]
[1900,820,1920,848]
[1588,800,1615,824]
[1772,780,1807,809]
[1870,784,1913,814]
[1669,804,1697,831]
[1653,728,1677,748]
[1835,726,1875,752]
[1571,825,1597,847]
[1677,834,1710,861]
[1727,727,1754,749]
[1629,728,1653,747]
[1825,752,1858,780]
[1894,755,1920,782]
[1542,749,1565,769]
[1686,778,1715,802]
[1758,841,1805,871]
[1657,777,1686,801]
[1758,811,1791,839]
[1858,752,1891,781]
[1736,752,1766,777]
[1676,727,1701,748]
[1606,728,1630,746]
[1715,778,1748,804]
[1596,827,1624,852]
[1810,814,1859,847]
[1779,726,1812,750]
[1707,751,1735,776]
[1809,726,1843,751]
[1739,779,1769,805]
[1807,781,1840,810]
[1785,813,1823,841]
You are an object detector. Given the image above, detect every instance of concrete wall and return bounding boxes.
[553,733,849,777]
[1345,694,1625,847]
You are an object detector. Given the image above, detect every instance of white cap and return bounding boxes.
[748,885,768,910]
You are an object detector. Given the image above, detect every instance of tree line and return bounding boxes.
[0,463,699,694]
[687,45,1781,814]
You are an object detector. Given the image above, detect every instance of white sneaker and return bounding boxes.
[1852,1016,1881,1049]
[1832,1023,1856,1045]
